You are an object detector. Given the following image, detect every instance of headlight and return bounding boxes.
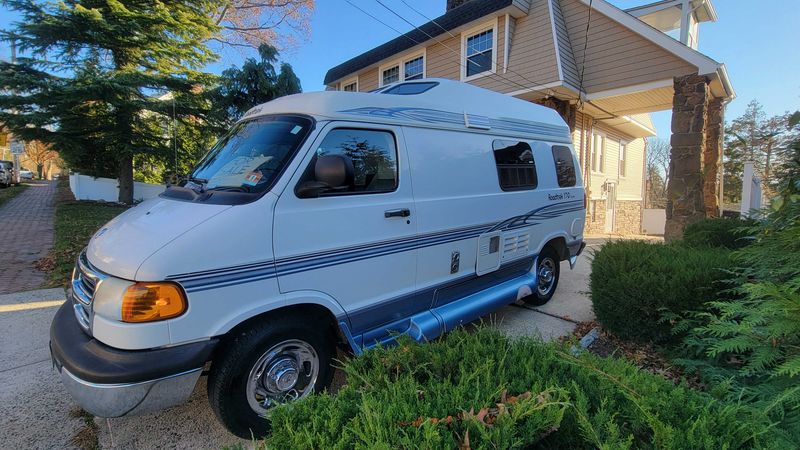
[121,282,187,323]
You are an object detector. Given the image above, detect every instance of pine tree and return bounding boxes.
[0,0,219,203]
[209,43,301,132]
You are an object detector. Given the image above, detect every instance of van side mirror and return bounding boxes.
[296,155,355,198]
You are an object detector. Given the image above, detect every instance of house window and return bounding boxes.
[493,140,537,191]
[552,146,577,187]
[382,66,400,85]
[404,56,424,80]
[592,133,605,173]
[465,29,494,78]
[342,81,357,92]
[619,141,627,177]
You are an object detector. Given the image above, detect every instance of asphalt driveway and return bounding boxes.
[0,242,598,449]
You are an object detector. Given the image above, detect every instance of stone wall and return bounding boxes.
[615,200,642,235]
[585,199,606,234]
[584,199,642,235]
[665,73,712,240]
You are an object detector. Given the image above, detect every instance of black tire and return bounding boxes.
[523,246,561,306]
[207,314,335,438]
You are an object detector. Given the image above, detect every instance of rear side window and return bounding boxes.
[552,145,577,187]
[306,128,398,195]
[492,140,537,191]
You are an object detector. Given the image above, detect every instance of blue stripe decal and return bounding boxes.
[338,107,572,142]
[169,201,583,292]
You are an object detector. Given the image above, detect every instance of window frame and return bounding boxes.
[461,19,498,82]
[340,76,358,92]
[295,127,400,198]
[591,132,606,174]
[378,50,427,87]
[618,140,628,178]
[492,139,538,192]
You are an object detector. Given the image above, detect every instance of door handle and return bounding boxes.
[384,208,411,218]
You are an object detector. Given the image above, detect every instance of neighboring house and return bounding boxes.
[325,0,734,236]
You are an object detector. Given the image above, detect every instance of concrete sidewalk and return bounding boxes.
[0,246,596,449]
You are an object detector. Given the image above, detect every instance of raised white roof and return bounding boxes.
[243,79,572,144]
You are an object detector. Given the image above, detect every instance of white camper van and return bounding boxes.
[50,79,585,437]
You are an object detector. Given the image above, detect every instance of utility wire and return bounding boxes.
[367,0,531,94]
[342,0,421,46]
[576,0,594,109]
[398,0,575,100]
[386,0,555,97]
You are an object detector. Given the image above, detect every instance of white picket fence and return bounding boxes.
[69,173,165,202]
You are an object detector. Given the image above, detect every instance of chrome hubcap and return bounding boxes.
[537,257,557,296]
[246,339,319,415]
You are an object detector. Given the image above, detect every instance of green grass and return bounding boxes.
[0,183,28,208]
[44,189,127,287]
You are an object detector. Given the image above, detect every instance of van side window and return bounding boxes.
[300,128,398,196]
[492,140,537,191]
[551,145,577,187]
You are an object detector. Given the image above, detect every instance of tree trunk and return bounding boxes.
[37,164,43,179]
[118,153,134,204]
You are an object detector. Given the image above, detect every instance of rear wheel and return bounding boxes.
[207,315,334,438]
[523,246,561,306]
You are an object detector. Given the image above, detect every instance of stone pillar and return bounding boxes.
[704,97,724,217]
[536,97,577,132]
[665,73,710,241]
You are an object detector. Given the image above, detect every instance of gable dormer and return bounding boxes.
[625,0,717,49]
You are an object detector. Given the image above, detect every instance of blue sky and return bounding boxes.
[3,1,799,140]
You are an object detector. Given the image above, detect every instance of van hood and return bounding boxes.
[86,197,231,280]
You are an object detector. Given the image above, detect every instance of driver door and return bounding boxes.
[272,122,419,346]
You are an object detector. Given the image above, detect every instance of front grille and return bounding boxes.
[71,251,106,333]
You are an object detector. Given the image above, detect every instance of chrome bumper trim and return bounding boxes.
[58,366,202,418]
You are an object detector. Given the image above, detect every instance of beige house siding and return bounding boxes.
[357,67,379,92]
[572,110,645,234]
[561,0,696,93]
[551,0,580,88]
[481,2,560,93]
[426,33,462,80]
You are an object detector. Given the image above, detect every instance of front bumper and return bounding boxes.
[50,302,218,417]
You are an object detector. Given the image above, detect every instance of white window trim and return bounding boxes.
[378,49,427,87]
[591,132,606,175]
[618,140,628,178]
[460,18,499,82]
[340,76,358,92]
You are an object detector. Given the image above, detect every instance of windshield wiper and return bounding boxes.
[207,185,252,193]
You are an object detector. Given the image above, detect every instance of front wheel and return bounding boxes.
[207,316,334,438]
[523,246,561,306]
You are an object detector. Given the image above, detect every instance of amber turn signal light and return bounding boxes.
[121,282,187,323]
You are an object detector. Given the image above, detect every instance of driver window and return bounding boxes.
[300,128,398,196]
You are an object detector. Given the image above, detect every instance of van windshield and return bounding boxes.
[187,115,312,194]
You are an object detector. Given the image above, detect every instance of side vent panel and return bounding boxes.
[501,230,530,262]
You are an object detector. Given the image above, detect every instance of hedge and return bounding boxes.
[590,241,734,343]
[263,329,791,449]
[682,218,753,249]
